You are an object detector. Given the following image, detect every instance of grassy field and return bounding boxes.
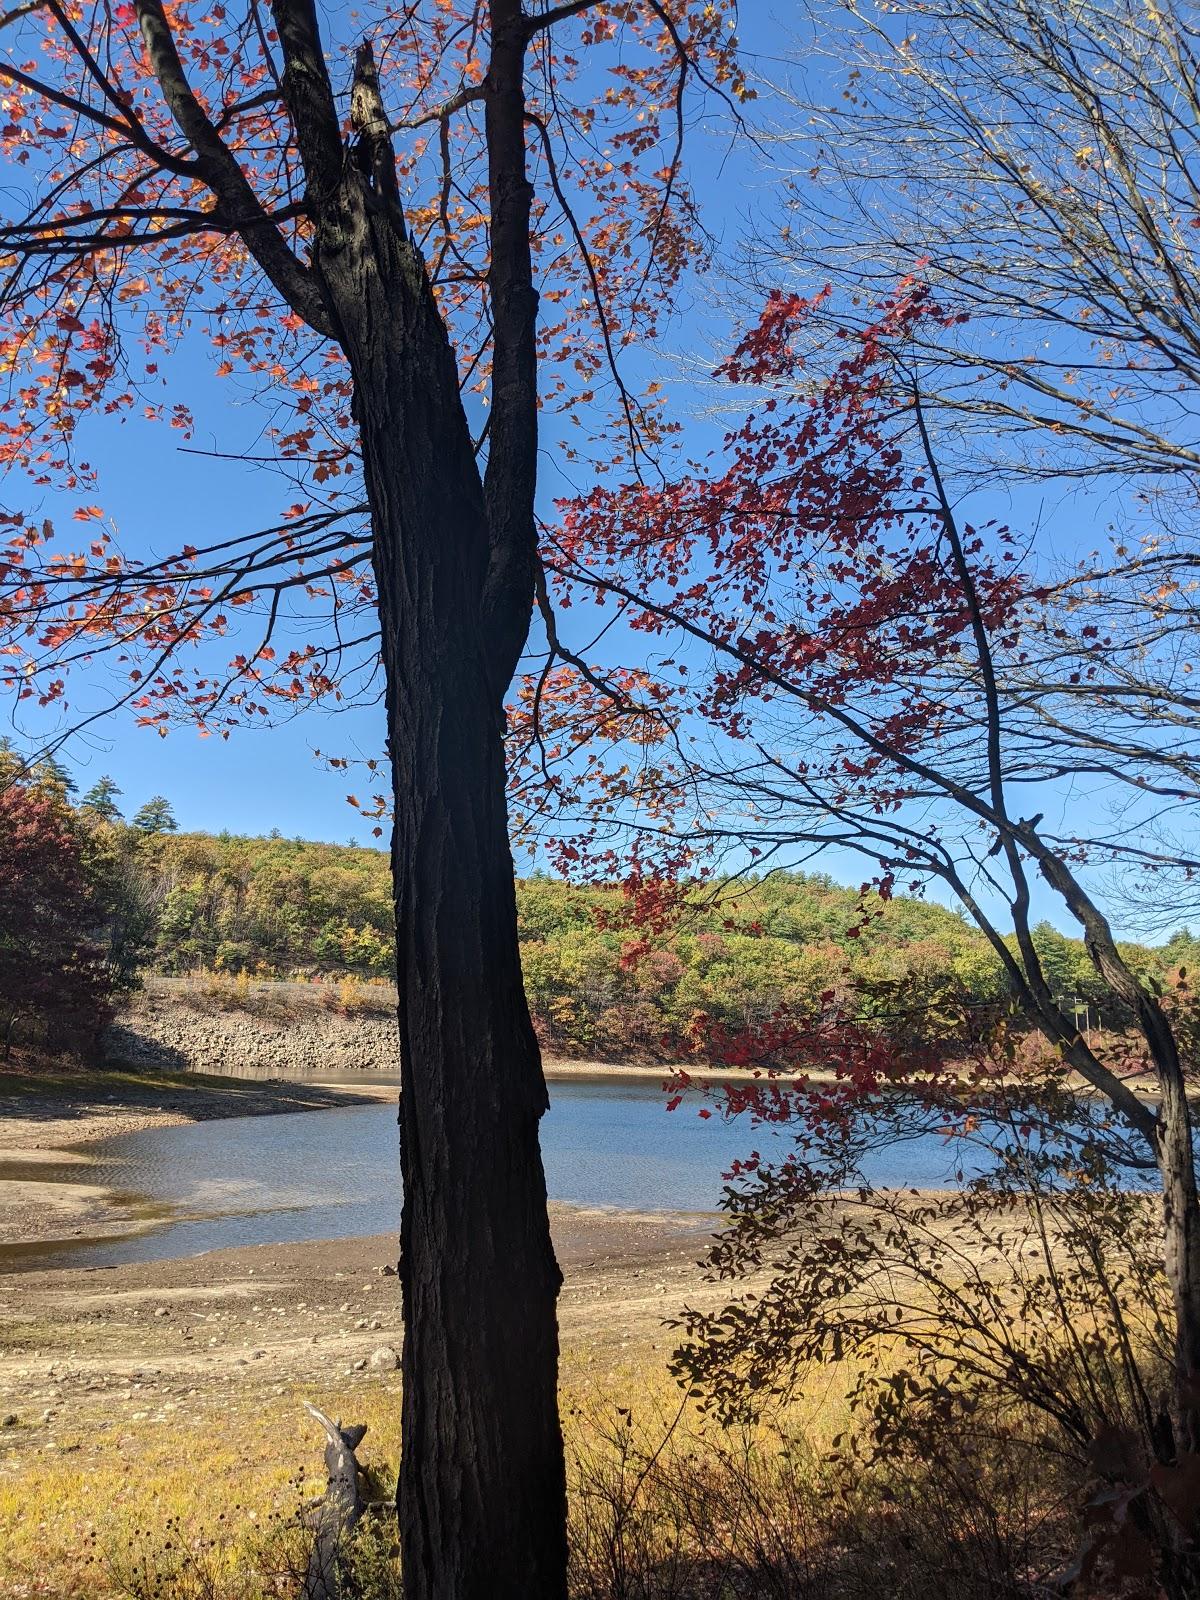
[0,1348,864,1600]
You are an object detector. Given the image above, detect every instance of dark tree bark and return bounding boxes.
[323,201,567,1600]
[21,0,588,1587]
[265,8,567,1597]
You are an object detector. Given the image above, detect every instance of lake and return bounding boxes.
[6,1078,999,1272]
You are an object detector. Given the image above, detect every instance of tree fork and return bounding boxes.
[0,0,732,1591]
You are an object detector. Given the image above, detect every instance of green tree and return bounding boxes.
[30,753,76,797]
[131,796,178,835]
[80,775,124,822]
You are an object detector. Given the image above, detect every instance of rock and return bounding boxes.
[1,1414,16,1427]
[369,1347,399,1370]
[153,1307,169,1318]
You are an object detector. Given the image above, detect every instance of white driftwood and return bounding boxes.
[302,1403,368,1600]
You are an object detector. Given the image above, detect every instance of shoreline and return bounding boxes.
[0,1058,724,1263]
[0,1062,709,1264]
[0,1033,1164,1264]
[0,1067,387,1254]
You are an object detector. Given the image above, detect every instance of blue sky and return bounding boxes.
[1,6,1186,942]
[3,5,784,842]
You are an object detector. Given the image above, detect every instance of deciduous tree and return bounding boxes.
[544,288,1200,1465]
[759,0,1200,491]
[0,3,745,1593]
[0,775,111,1058]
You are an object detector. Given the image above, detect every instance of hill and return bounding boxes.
[115,827,1196,1058]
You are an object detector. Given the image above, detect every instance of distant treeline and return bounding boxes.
[9,750,1192,1059]
[106,821,1196,1058]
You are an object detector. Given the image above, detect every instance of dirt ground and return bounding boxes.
[0,1206,733,1600]
[0,1206,716,1410]
[0,1066,728,1596]
[0,1063,1054,1598]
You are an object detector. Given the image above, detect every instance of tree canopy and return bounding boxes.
[0,765,113,1058]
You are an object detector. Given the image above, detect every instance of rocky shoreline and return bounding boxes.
[106,984,400,1078]
[104,977,688,1083]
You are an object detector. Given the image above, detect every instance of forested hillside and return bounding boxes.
[118,825,1196,1059]
[11,746,1191,1060]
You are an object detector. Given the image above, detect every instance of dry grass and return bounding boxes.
[161,972,397,1023]
[0,1338,1073,1600]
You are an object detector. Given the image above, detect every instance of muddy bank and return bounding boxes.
[0,1211,719,1450]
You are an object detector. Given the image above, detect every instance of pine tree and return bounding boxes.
[80,775,123,823]
[130,796,177,834]
[31,753,76,796]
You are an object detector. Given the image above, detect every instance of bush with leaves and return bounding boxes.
[669,1029,1200,1595]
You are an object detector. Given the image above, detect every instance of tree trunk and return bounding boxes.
[1030,841,1200,1458]
[315,185,567,1600]
[1153,1044,1200,1457]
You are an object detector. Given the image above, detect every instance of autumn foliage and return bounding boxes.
[0,0,747,741]
[0,776,112,1058]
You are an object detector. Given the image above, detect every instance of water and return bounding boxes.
[3,1078,1022,1272]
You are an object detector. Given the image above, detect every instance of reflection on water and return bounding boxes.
[4,1079,984,1272]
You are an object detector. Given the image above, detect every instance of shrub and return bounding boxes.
[670,1073,1199,1596]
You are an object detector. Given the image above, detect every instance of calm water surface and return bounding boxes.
[8,1079,992,1271]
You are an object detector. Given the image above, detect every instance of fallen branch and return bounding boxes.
[302,1403,368,1600]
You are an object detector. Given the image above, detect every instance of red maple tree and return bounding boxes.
[538,284,1200,1455]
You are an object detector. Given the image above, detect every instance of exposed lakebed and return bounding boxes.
[2,1077,1000,1272]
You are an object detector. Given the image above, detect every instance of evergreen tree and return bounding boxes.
[131,796,177,835]
[31,753,76,796]
[80,775,123,823]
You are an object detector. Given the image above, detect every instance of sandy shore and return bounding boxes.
[0,1207,715,1389]
[0,1209,718,1419]
[0,1068,725,1521]
[0,1209,730,1599]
